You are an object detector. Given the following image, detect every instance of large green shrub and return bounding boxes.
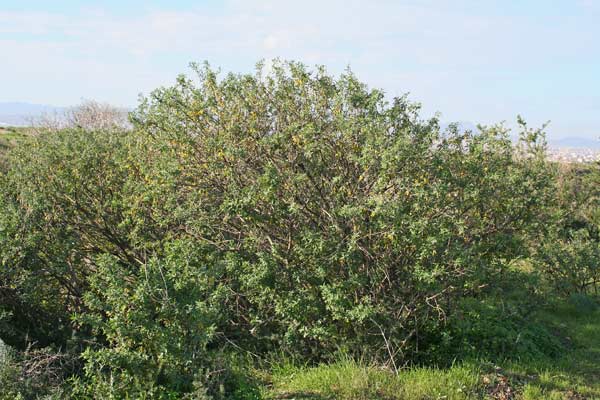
[131,61,554,363]
[0,61,556,397]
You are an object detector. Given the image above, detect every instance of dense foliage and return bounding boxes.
[0,61,597,398]
[536,163,600,296]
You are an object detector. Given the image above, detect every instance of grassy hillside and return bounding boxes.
[0,126,28,149]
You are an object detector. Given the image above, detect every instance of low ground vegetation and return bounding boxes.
[0,61,598,399]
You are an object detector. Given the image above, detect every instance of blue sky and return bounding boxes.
[1,1,599,139]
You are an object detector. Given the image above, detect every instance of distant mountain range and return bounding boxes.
[439,121,600,149]
[0,102,66,126]
[547,137,600,149]
[1,103,598,149]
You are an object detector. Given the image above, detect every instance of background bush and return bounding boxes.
[536,163,600,296]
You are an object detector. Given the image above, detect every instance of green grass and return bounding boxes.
[260,302,600,400]
[264,360,481,399]
[504,302,600,399]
